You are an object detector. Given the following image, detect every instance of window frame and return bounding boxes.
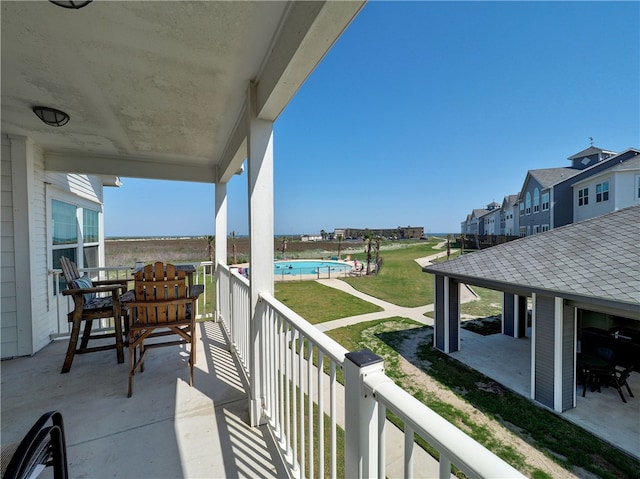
[49,193,104,274]
[533,188,540,213]
[541,191,550,211]
[578,187,589,206]
[525,192,531,215]
[595,180,609,203]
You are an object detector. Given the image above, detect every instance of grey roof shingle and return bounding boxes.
[528,167,578,188]
[567,146,616,160]
[425,206,640,311]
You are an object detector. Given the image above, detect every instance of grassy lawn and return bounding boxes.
[274,281,382,324]
[341,241,440,307]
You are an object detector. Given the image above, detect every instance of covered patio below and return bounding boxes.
[451,329,640,459]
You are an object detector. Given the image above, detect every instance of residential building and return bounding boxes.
[500,194,519,236]
[463,146,640,239]
[518,147,638,235]
[571,155,640,223]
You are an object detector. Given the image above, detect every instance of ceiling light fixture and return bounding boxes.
[32,106,70,127]
[49,1,92,9]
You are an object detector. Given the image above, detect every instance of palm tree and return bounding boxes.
[364,233,373,275]
[320,229,326,241]
[230,231,237,264]
[374,236,381,264]
[336,234,343,260]
[280,236,288,258]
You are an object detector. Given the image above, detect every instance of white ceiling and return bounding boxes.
[1,1,364,183]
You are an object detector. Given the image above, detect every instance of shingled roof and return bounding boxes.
[424,206,640,316]
[567,146,616,160]
[527,167,578,188]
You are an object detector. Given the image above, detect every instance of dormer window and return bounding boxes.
[596,181,609,202]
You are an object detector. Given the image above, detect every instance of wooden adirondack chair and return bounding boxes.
[59,257,128,373]
[125,262,203,397]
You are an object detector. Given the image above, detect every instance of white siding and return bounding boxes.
[613,170,640,207]
[1,134,107,359]
[46,172,103,204]
[1,136,18,357]
[573,168,640,223]
[31,147,54,353]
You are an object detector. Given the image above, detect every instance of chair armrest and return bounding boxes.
[93,279,128,291]
[189,284,204,299]
[62,285,122,296]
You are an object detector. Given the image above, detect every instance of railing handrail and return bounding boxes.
[260,291,348,367]
[364,374,525,479]
[229,266,250,287]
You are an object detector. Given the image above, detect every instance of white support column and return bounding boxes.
[501,292,505,335]
[247,82,275,426]
[513,295,520,338]
[214,182,228,322]
[10,135,35,356]
[443,276,450,353]
[553,297,564,412]
[530,293,536,401]
[572,307,578,408]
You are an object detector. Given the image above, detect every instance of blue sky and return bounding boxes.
[104,1,639,237]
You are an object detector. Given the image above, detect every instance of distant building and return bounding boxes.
[332,225,424,239]
[300,234,323,242]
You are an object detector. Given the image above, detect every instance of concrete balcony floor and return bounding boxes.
[1,321,287,479]
[451,329,640,460]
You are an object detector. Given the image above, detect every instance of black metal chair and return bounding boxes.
[1,411,68,479]
[605,365,635,403]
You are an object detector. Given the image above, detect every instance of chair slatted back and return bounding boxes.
[59,256,81,288]
[133,262,189,324]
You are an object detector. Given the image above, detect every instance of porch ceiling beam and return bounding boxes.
[217,1,364,183]
[255,1,365,120]
[217,101,248,184]
[45,152,217,183]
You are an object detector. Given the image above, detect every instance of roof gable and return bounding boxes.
[567,146,616,160]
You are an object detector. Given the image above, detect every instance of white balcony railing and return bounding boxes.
[215,264,524,479]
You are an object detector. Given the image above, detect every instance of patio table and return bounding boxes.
[578,353,611,397]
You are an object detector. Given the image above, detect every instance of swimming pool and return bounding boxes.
[274,260,352,276]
